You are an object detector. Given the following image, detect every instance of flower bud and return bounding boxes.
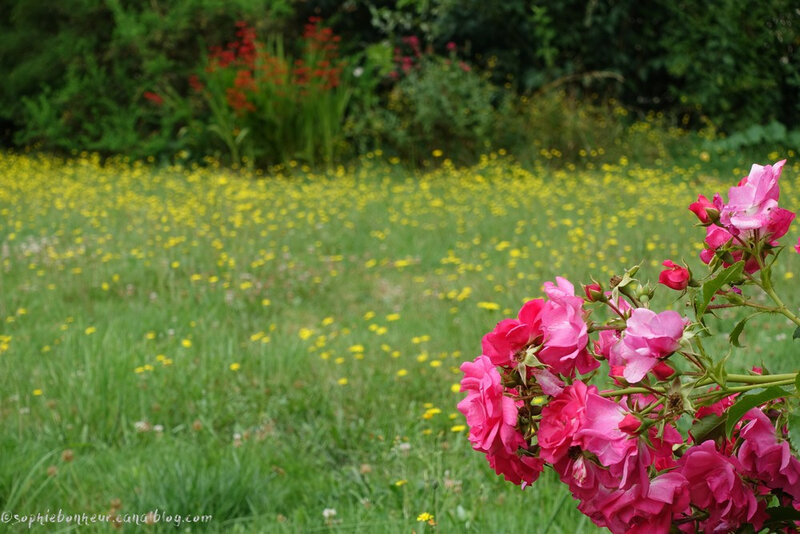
[658,260,691,291]
[652,361,675,380]
[619,414,641,435]
[688,194,719,225]
[583,283,605,302]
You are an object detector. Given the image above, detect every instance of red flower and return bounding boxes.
[658,260,690,290]
[143,91,163,106]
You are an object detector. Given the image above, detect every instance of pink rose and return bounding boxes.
[763,206,796,241]
[795,236,800,254]
[688,194,716,224]
[737,408,800,501]
[601,473,691,534]
[575,393,634,469]
[538,381,591,464]
[487,450,543,487]
[718,160,785,233]
[481,299,545,367]
[677,440,765,532]
[611,308,684,383]
[457,356,521,454]
[658,260,690,290]
[538,277,597,376]
[593,329,619,361]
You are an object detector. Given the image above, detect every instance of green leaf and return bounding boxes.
[728,313,762,348]
[788,408,800,454]
[695,261,744,320]
[691,413,726,444]
[724,386,789,437]
[793,326,800,340]
[764,506,800,526]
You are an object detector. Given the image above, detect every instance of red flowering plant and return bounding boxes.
[458,160,800,533]
[193,19,350,167]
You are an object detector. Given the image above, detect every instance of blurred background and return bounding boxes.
[1,0,798,170]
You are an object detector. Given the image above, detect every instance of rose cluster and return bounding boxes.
[458,160,800,533]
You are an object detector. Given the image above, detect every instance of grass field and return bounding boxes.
[1,151,799,532]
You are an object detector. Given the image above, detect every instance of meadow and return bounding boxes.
[1,150,799,532]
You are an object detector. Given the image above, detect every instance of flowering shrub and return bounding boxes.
[458,159,800,532]
[193,18,350,167]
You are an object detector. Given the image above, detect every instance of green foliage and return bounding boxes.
[660,0,800,131]
[1,0,292,158]
[707,121,800,153]
[367,55,507,164]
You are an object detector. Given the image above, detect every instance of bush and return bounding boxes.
[361,49,510,165]
[0,0,292,159]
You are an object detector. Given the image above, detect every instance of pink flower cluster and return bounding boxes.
[458,159,800,533]
[690,160,797,271]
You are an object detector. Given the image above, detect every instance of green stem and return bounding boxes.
[763,285,800,328]
[693,378,796,403]
[722,379,795,392]
[726,372,797,384]
[601,386,665,398]
[638,396,665,417]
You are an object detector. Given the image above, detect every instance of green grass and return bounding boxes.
[1,150,799,532]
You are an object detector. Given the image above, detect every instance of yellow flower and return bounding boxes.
[417,513,434,522]
[298,328,313,340]
[181,339,192,348]
[84,326,96,335]
[337,377,348,386]
[394,479,407,487]
[451,425,466,432]
[230,363,241,371]
[477,301,500,310]
[33,389,43,396]
[396,369,408,377]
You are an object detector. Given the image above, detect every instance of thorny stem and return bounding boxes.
[692,378,796,404]
[638,396,665,417]
[601,386,666,398]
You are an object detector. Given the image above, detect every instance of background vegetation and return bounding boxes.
[1,0,798,168]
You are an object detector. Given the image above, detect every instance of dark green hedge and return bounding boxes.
[1,0,797,162]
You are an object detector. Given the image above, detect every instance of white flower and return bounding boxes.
[352,67,364,78]
[322,508,337,520]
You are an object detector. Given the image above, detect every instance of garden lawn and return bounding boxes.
[1,152,799,532]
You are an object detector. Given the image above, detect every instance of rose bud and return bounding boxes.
[658,260,690,291]
[651,361,675,380]
[688,194,719,225]
[619,414,641,435]
[583,282,605,302]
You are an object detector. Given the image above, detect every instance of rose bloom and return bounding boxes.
[600,473,690,534]
[457,355,520,454]
[538,381,592,464]
[487,449,543,487]
[658,260,690,290]
[717,159,786,234]
[610,308,684,383]
[481,298,545,367]
[538,277,597,376]
[677,440,766,532]
[737,408,800,502]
